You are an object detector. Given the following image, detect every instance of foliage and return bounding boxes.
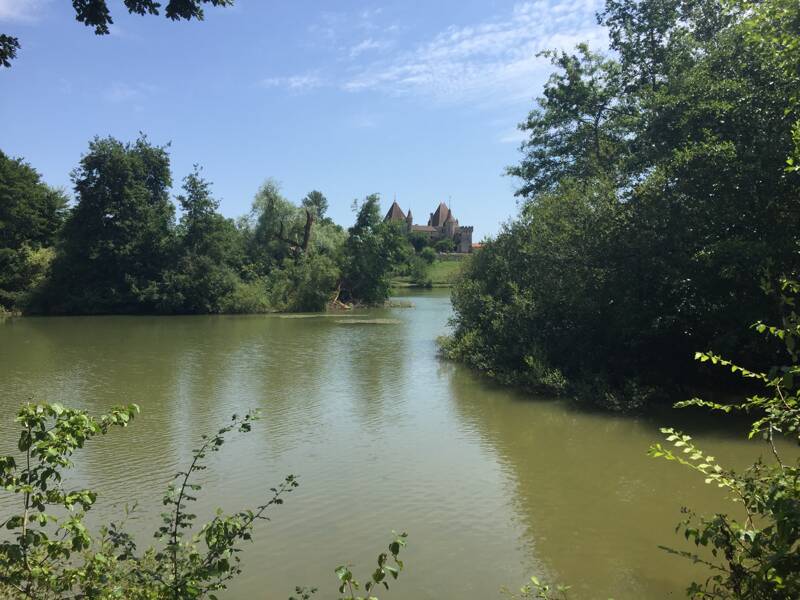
[2,135,412,314]
[333,532,407,600]
[248,179,308,271]
[1,0,231,69]
[40,135,176,314]
[341,195,409,305]
[302,190,330,221]
[0,403,297,599]
[649,278,800,598]
[419,247,436,264]
[506,44,629,197]
[408,232,433,253]
[502,576,574,600]
[0,151,66,311]
[433,238,455,253]
[407,257,432,288]
[158,167,245,314]
[447,0,800,409]
[0,402,409,600]
[267,253,340,312]
[0,402,140,598]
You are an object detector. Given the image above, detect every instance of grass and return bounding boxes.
[393,254,470,288]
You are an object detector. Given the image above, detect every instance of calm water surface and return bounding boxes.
[0,290,788,599]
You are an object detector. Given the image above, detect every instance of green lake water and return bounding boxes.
[0,289,789,599]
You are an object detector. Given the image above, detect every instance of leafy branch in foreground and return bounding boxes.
[0,403,298,599]
[332,531,407,600]
[501,575,573,600]
[0,402,139,598]
[649,278,800,599]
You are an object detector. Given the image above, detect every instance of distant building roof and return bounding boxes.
[411,225,437,233]
[384,201,406,222]
[471,243,483,249]
[428,202,451,227]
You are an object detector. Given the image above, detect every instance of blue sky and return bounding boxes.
[0,0,606,240]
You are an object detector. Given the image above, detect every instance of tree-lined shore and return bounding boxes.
[1,137,426,316]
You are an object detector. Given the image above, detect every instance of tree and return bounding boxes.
[1,0,232,69]
[159,166,245,314]
[507,44,631,198]
[43,135,176,314]
[434,238,455,253]
[0,151,67,311]
[447,0,800,410]
[341,195,407,305]
[248,179,310,270]
[301,190,329,220]
[408,231,431,252]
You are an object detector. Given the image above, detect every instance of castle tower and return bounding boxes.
[406,209,413,232]
[457,226,474,253]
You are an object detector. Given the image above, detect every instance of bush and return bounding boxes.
[408,256,432,288]
[0,402,408,600]
[220,278,271,313]
[434,238,455,253]
[267,254,340,312]
[419,246,436,264]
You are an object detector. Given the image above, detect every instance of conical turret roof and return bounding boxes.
[384,201,406,222]
[429,202,451,227]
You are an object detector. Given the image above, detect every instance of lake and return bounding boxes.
[0,289,785,599]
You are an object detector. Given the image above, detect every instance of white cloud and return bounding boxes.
[342,0,607,105]
[349,38,392,58]
[260,74,324,92]
[0,0,49,22]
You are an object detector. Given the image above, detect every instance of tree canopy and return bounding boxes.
[445,0,800,410]
[1,0,233,68]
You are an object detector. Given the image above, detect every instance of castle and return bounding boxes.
[383,201,474,253]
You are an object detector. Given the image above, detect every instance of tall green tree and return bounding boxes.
[159,166,245,314]
[247,179,309,271]
[341,194,407,305]
[301,190,329,221]
[43,136,176,314]
[508,45,631,197]
[447,0,800,409]
[0,151,67,311]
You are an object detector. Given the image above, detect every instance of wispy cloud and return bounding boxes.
[343,0,606,105]
[0,0,49,22]
[350,38,392,58]
[103,82,157,103]
[260,74,324,92]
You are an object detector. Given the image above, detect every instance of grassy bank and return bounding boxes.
[393,254,470,288]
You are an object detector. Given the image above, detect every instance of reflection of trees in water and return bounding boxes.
[443,369,739,598]
[336,307,410,431]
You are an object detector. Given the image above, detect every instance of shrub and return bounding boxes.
[0,402,408,600]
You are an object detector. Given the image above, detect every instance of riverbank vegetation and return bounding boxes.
[442,0,800,411]
[517,278,800,599]
[0,139,419,315]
